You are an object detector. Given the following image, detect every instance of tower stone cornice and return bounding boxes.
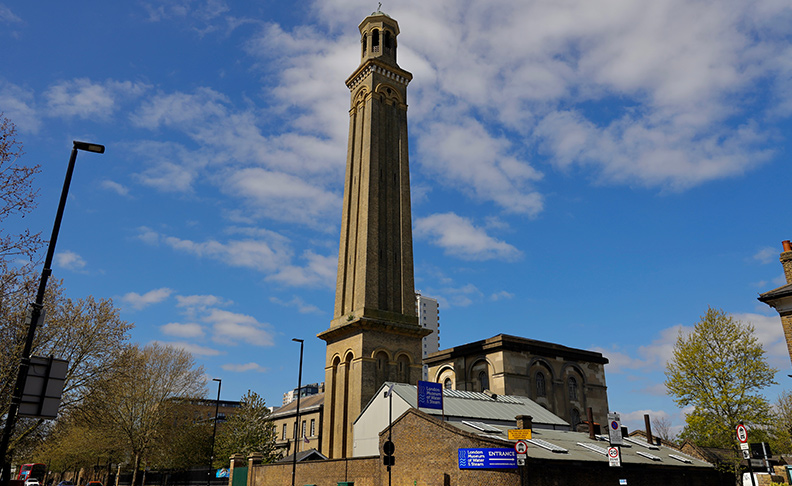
[345,59,412,90]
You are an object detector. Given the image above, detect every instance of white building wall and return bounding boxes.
[416,293,440,380]
[352,390,412,457]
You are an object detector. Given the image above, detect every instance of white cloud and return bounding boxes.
[44,78,148,119]
[414,213,522,261]
[0,5,22,24]
[157,340,224,357]
[203,308,274,346]
[489,291,514,301]
[268,250,337,288]
[161,322,205,338]
[222,168,341,228]
[0,80,40,133]
[55,250,87,271]
[221,362,268,373]
[131,88,229,129]
[417,120,544,215]
[732,312,787,367]
[176,294,231,312]
[100,180,130,196]
[269,296,323,314]
[120,287,174,310]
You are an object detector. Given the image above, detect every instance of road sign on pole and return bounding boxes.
[608,447,621,467]
[515,440,528,456]
[608,413,623,445]
[736,424,748,443]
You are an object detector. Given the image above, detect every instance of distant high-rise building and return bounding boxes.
[416,292,440,380]
[282,382,323,406]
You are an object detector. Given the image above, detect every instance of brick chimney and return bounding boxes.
[782,240,792,284]
[516,415,533,430]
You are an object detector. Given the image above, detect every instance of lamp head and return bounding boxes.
[73,141,105,154]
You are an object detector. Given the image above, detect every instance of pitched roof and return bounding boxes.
[361,382,568,428]
[269,392,324,419]
[758,282,792,302]
[391,408,714,468]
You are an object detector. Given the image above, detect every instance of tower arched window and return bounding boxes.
[568,377,578,401]
[444,378,452,390]
[536,372,546,397]
[361,33,367,56]
[384,30,392,49]
[372,29,380,52]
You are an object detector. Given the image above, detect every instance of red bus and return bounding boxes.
[17,464,46,481]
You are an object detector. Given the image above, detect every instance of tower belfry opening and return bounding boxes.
[317,9,429,459]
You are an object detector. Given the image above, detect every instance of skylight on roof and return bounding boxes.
[636,451,661,461]
[461,421,502,433]
[528,438,568,453]
[669,454,692,464]
[577,442,609,456]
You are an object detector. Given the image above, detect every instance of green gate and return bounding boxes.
[231,467,247,486]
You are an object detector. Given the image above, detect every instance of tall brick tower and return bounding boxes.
[317,9,430,459]
[759,240,792,365]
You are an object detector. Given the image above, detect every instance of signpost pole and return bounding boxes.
[738,422,756,486]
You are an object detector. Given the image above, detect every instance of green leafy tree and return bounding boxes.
[665,307,777,477]
[214,391,280,466]
[0,276,132,463]
[78,343,205,486]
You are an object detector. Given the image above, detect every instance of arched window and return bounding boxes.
[568,377,578,401]
[384,30,392,49]
[536,372,546,397]
[361,33,367,56]
[372,29,380,52]
[397,354,410,382]
[478,371,489,392]
[444,378,452,390]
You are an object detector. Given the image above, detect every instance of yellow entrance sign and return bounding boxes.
[508,429,532,440]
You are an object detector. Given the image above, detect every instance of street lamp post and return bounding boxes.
[291,339,304,486]
[0,141,105,486]
[208,378,221,486]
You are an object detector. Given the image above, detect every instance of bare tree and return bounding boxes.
[0,113,43,298]
[651,415,676,443]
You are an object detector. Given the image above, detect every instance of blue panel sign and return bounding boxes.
[458,448,517,469]
[417,380,443,410]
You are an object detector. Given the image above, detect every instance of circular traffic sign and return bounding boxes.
[736,424,748,443]
[611,421,619,430]
[515,440,528,454]
[383,440,395,455]
[608,447,619,458]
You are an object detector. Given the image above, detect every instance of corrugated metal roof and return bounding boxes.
[451,426,713,467]
[386,382,568,427]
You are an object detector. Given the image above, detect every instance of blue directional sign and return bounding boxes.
[458,448,517,469]
[417,380,443,410]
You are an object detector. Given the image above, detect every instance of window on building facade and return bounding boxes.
[568,377,578,400]
[444,378,452,389]
[536,372,546,397]
[302,420,306,437]
[310,418,316,436]
[282,423,287,440]
[478,370,489,392]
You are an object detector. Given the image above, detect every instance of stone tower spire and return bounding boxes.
[317,10,430,459]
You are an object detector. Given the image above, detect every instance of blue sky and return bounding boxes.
[2,0,791,435]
